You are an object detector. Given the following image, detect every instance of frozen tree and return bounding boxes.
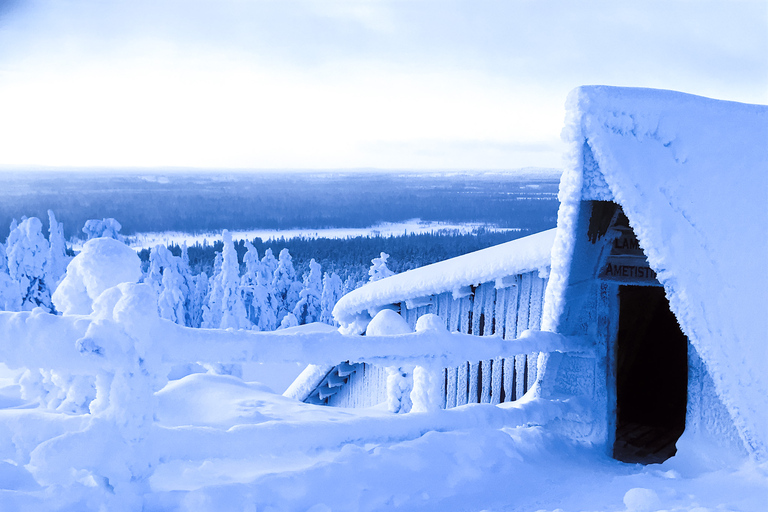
[201,252,223,329]
[271,248,301,324]
[293,259,323,325]
[202,231,248,330]
[240,242,260,324]
[343,275,360,295]
[45,210,70,290]
[186,272,208,328]
[158,266,187,325]
[6,217,54,312]
[82,218,123,241]
[145,245,188,325]
[0,244,21,311]
[260,248,278,284]
[277,312,298,330]
[320,272,343,326]
[368,252,395,282]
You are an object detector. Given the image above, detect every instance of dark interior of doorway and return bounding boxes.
[613,285,688,464]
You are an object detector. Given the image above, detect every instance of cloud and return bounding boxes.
[0,0,765,168]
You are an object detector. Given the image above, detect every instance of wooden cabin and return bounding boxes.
[287,86,768,464]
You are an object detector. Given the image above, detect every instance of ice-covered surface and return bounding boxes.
[334,228,555,326]
[543,85,768,459]
[109,220,521,250]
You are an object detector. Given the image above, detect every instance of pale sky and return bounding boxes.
[0,0,765,170]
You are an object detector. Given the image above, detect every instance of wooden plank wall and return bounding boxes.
[330,269,548,409]
[435,271,548,408]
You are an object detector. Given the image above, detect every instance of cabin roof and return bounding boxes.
[542,85,768,458]
[333,228,556,327]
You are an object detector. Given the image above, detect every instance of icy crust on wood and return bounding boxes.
[546,85,768,459]
[333,229,556,328]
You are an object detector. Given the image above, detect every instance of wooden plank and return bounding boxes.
[441,368,447,409]
[502,357,514,403]
[456,362,469,406]
[468,362,479,404]
[450,295,461,332]
[504,278,519,340]
[516,273,532,338]
[502,279,518,403]
[490,356,503,405]
[480,359,492,403]
[494,287,507,336]
[470,285,484,336]
[459,296,472,334]
[515,354,527,400]
[446,366,458,409]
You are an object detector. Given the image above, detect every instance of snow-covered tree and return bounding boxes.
[277,312,298,330]
[82,218,123,241]
[0,244,21,312]
[201,252,223,328]
[293,258,323,325]
[320,271,343,326]
[240,241,260,324]
[271,248,301,324]
[6,217,54,312]
[157,267,186,325]
[368,252,395,282]
[45,210,70,290]
[144,244,188,325]
[260,248,278,284]
[202,231,248,330]
[186,272,208,328]
[343,275,360,296]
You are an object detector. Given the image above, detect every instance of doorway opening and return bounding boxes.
[613,285,688,464]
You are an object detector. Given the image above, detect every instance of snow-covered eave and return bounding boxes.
[334,229,556,327]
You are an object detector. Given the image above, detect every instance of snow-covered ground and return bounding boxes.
[119,220,521,251]
[0,370,765,511]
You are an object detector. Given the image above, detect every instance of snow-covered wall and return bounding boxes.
[543,86,768,459]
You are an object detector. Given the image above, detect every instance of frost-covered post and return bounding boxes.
[29,239,159,510]
[409,315,446,412]
[367,309,414,413]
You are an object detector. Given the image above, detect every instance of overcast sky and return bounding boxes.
[0,0,765,171]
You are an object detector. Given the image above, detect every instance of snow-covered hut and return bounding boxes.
[288,86,768,463]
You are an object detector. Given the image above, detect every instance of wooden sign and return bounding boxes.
[599,226,660,284]
[599,256,658,283]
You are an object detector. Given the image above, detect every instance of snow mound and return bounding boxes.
[366,309,412,336]
[52,238,142,315]
[546,85,768,459]
[334,229,555,327]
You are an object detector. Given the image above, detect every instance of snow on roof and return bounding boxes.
[334,229,556,326]
[543,86,768,459]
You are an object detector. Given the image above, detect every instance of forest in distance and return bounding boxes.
[0,169,561,240]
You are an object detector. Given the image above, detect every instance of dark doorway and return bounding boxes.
[613,286,688,464]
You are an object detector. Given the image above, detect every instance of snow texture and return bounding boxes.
[51,238,142,315]
[334,228,555,328]
[543,85,768,460]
